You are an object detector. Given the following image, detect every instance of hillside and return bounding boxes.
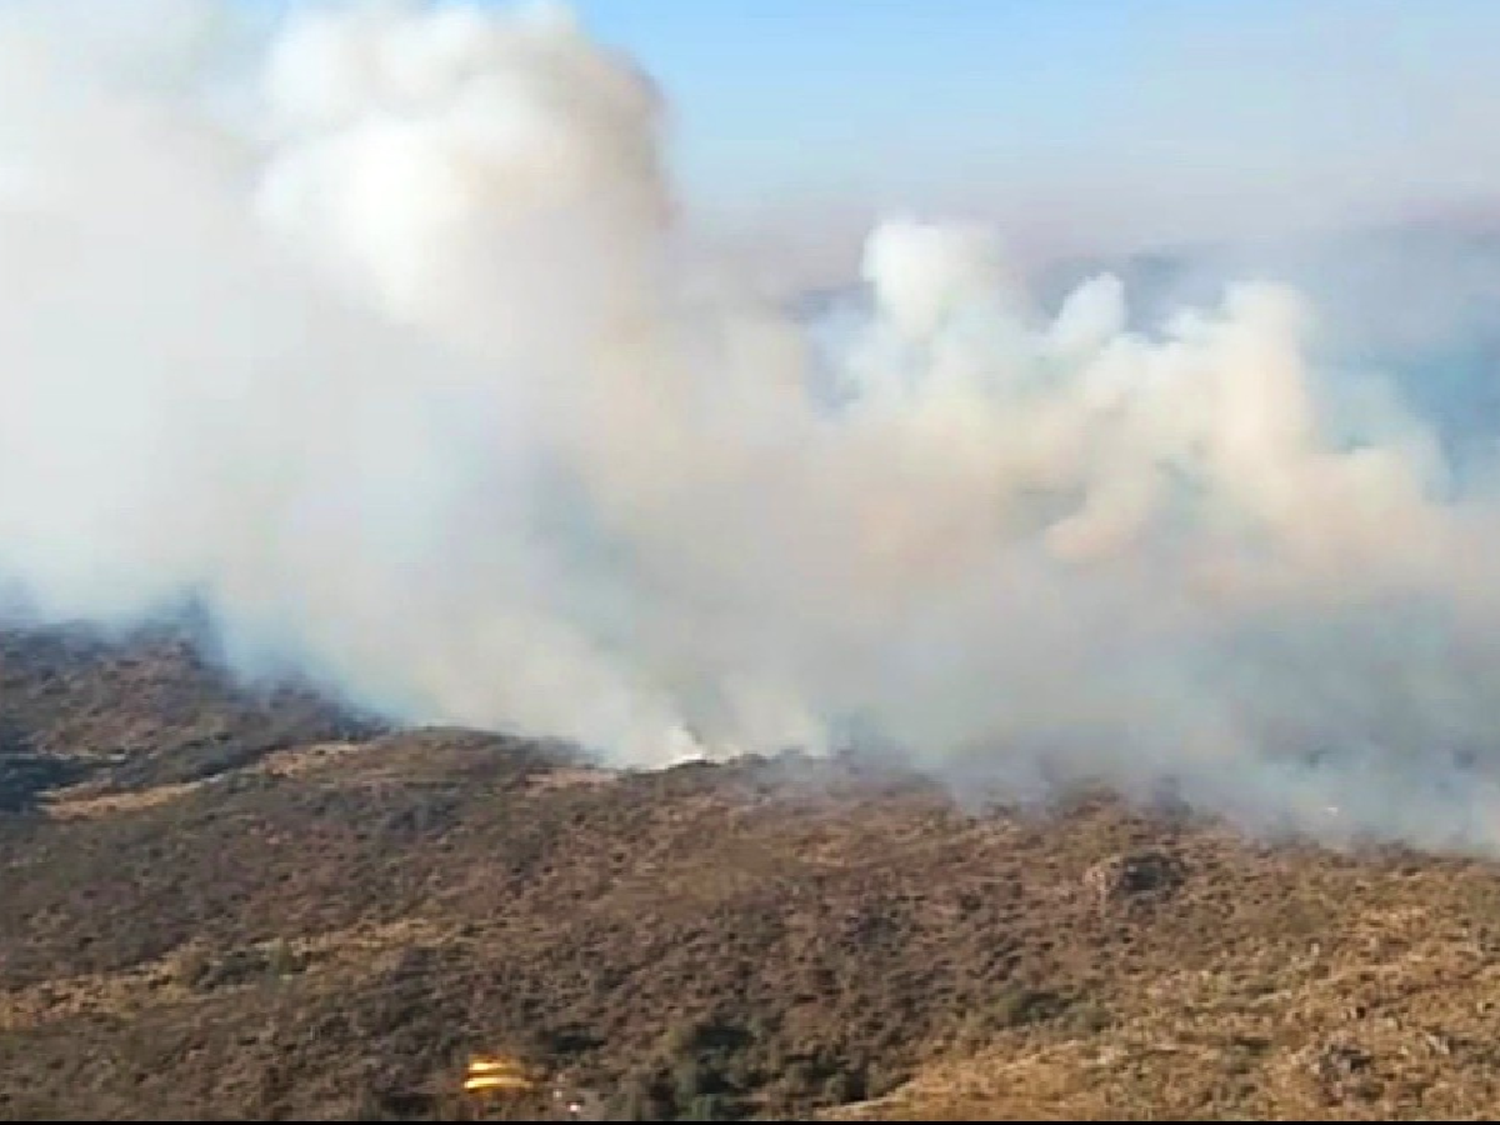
[3,625,1500,1120]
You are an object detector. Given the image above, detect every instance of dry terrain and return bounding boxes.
[3,623,1500,1120]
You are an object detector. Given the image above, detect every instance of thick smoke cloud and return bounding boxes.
[3,0,1500,852]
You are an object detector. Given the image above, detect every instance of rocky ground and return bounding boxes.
[3,623,1500,1121]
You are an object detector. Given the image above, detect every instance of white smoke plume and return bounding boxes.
[3,0,1500,852]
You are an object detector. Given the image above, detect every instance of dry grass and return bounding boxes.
[526,766,621,793]
[822,856,1500,1121]
[8,625,1500,1120]
[255,740,368,780]
[43,778,205,820]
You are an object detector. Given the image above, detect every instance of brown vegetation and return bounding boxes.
[3,624,1500,1120]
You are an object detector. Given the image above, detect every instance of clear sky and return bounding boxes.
[221,0,1500,266]
[549,0,1500,254]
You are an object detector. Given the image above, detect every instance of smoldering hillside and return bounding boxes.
[2,0,1500,856]
[9,621,1500,1122]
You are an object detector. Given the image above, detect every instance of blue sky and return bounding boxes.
[575,1,1185,202]
[221,0,1500,260]
[553,0,1500,250]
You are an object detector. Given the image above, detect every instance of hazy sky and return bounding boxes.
[544,0,1500,256]
[131,0,1500,269]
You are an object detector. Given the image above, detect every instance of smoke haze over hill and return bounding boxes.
[3,1,1500,852]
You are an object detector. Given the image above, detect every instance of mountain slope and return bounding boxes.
[3,626,1500,1120]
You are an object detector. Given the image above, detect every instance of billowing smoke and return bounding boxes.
[3,0,1500,852]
